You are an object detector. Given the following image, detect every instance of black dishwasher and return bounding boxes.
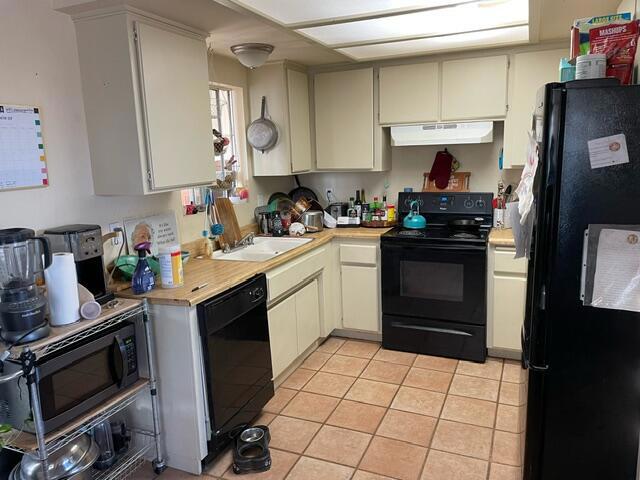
[197,274,274,465]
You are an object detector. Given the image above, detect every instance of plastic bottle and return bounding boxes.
[132,242,155,294]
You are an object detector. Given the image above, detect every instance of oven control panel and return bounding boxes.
[399,192,493,216]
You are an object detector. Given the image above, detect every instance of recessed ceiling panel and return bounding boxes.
[298,0,528,46]
[231,0,466,26]
[337,25,529,60]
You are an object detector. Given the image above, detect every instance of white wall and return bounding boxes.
[0,0,288,256]
[300,123,521,206]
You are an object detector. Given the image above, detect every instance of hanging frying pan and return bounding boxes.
[247,96,278,153]
[289,175,318,203]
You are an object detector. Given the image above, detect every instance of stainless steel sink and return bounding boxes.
[212,236,313,262]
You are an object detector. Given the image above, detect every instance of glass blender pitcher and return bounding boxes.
[0,228,52,344]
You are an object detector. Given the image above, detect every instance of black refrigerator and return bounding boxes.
[523,79,640,480]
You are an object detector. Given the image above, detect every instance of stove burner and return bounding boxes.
[398,230,425,237]
[452,232,480,239]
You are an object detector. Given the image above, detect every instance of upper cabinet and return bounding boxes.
[503,49,565,169]
[249,62,312,176]
[441,55,509,121]
[314,68,390,171]
[74,10,214,195]
[379,63,439,125]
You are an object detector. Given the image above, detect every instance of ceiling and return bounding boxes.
[54,0,624,66]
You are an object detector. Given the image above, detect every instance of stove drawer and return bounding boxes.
[382,314,486,362]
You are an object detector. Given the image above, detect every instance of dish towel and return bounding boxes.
[428,148,454,189]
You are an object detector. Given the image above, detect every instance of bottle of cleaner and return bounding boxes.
[132,241,155,294]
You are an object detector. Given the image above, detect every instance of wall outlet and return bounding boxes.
[325,188,334,202]
[108,222,124,246]
[257,194,266,206]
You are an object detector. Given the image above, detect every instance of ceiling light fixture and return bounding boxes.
[230,43,274,69]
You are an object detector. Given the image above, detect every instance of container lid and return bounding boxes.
[159,244,181,254]
[0,228,35,245]
[43,224,101,235]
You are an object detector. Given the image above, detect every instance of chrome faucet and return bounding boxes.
[222,232,255,254]
[237,232,255,247]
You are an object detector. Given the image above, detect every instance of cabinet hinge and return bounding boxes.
[506,104,510,112]
[133,28,138,42]
[147,170,152,186]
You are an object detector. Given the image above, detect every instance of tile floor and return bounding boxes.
[141,338,527,480]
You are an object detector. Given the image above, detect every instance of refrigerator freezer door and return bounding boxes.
[524,81,640,480]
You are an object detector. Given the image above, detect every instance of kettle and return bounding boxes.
[403,201,427,229]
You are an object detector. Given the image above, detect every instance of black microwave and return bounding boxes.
[0,321,139,434]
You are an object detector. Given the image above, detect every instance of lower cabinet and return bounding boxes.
[341,265,379,332]
[267,279,321,378]
[339,242,381,333]
[488,245,528,355]
[296,280,321,353]
[492,275,527,351]
[267,294,298,378]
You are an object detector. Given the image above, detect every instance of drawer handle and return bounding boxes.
[390,322,473,337]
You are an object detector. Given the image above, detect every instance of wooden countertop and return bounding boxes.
[118,227,391,307]
[489,228,516,247]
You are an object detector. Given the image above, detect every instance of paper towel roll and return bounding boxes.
[45,252,80,326]
[78,284,101,320]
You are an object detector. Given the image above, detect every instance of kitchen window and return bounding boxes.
[182,84,248,214]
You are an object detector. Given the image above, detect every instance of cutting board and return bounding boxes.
[215,197,242,248]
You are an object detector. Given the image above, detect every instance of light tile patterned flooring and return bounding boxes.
[142,338,527,480]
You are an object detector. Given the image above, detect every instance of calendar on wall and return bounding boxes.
[0,104,49,191]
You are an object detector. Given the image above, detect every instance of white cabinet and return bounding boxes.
[503,49,565,168]
[488,245,528,357]
[267,279,322,378]
[339,242,380,333]
[296,280,321,353]
[379,63,439,125]
[74,10,214,195]
[492,276,527,351]
[441,55,509,121]
[249,62,312,176]
[267,295,298,378]
[288,69,313,173]
[314,68,390,171]
[341,265,379,332]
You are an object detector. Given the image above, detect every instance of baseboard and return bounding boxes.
[488,347,522,360]
[330,328,382,343]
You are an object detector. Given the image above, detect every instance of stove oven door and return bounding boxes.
[381,242,487,361]
[381,242,487,325]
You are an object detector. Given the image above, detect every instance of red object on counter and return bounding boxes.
[590,20,640,85]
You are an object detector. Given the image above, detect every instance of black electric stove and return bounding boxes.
[381,192,493,362]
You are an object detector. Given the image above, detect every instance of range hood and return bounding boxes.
[390,122,493,146]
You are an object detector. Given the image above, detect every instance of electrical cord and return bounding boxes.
[107,227,126,287]
[0,320,49,373]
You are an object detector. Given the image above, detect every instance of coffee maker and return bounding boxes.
[44,225,114,305]
[0,228,52,344]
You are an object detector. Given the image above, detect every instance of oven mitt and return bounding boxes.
[428,148,454,190]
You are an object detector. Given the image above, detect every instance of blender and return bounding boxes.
[0,228,52,344]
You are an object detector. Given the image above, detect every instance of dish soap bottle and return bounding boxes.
[132,241,155,294]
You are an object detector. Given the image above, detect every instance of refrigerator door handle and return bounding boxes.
[529,361,549,372]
